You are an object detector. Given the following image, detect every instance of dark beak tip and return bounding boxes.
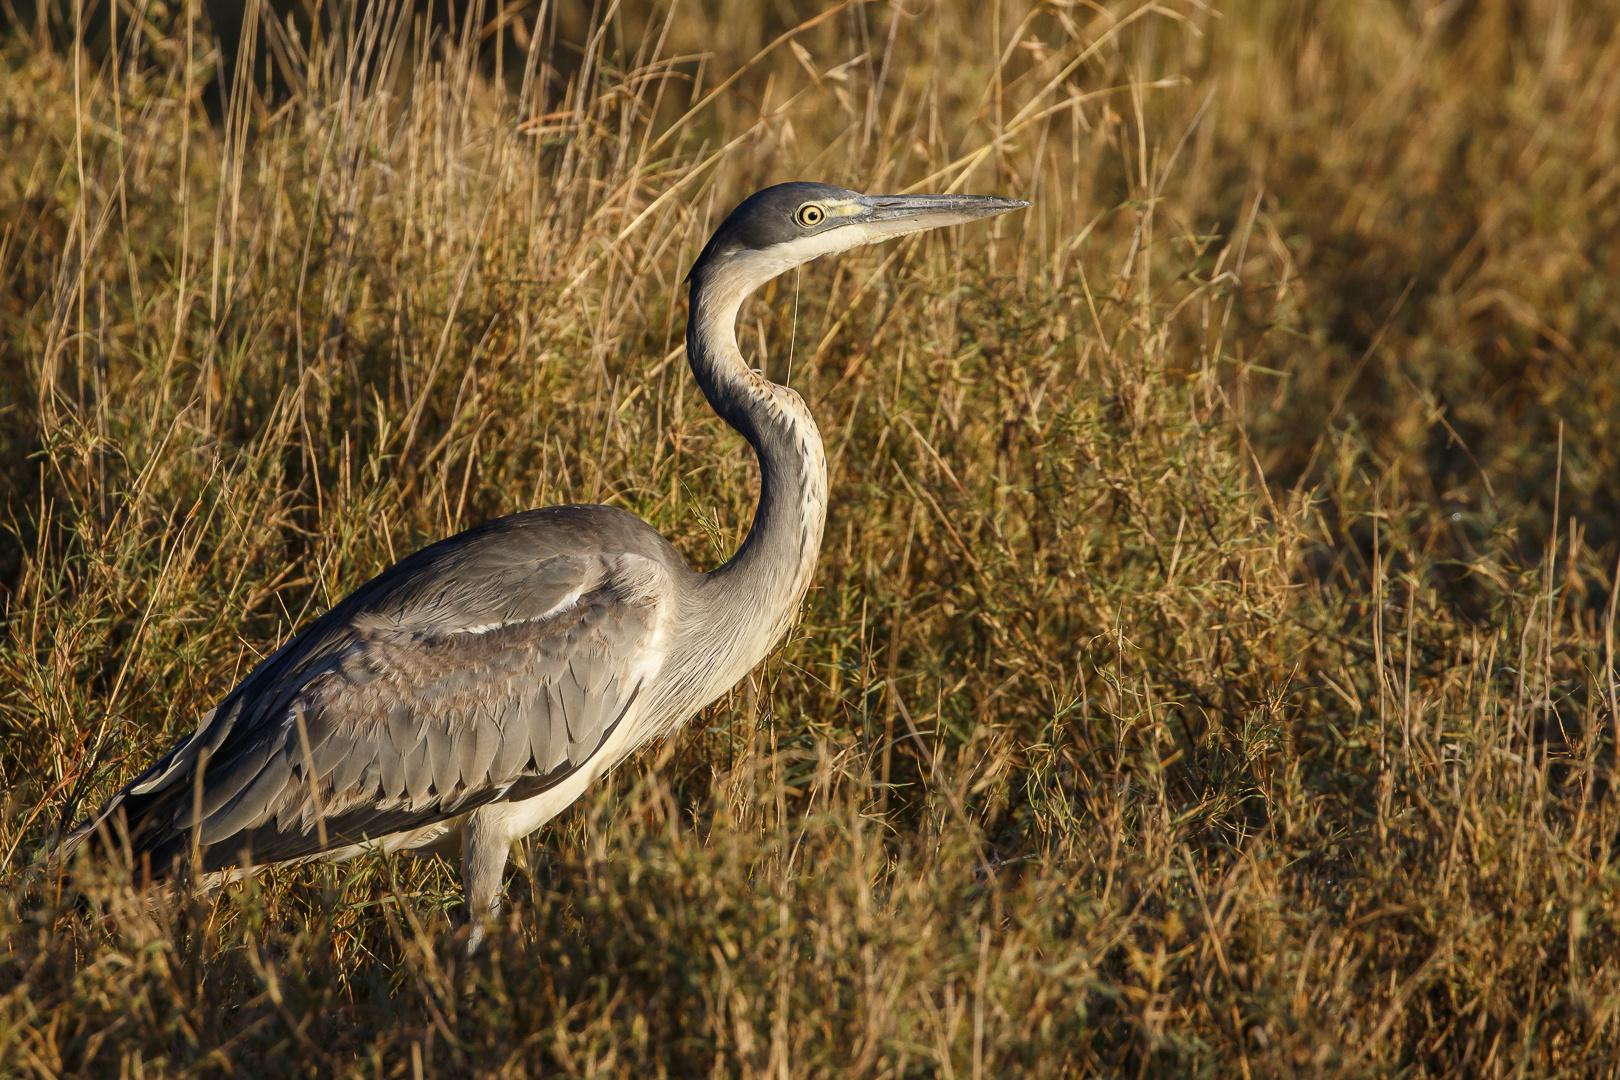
[973,196,1030,213]
[981,198,1030,217]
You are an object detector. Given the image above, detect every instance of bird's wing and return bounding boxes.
[87,549,671,874]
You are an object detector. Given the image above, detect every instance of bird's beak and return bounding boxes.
[850,192,1029,242]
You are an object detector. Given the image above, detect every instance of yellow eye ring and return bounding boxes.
[795,203,826,228]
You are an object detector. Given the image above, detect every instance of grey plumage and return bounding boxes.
[58,183,1026,948]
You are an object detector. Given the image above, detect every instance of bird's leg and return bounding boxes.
[460,806,511,955]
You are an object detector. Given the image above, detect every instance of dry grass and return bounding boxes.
[3,0,1620,1075]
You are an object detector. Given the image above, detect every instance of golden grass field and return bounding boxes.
[3,0,1620,1074]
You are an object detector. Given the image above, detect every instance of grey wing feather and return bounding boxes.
[198,734,282,821]
[491,701,531,780]
[378,728,408,801]
[425,714,458,797]
[464,717,501,790]
[71,521,677,876]
[387,703,421,755]
[536,689,571,774]
[400,736,432,811]
[199,748,293,846]
[328,737,371,796]
[558,673,589,746]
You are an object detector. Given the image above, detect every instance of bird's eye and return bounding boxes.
[795,203,826,228]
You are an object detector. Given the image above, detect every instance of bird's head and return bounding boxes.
[687,182,1028,294]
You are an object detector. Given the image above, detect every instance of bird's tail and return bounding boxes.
[28,787,136,897]
[34,706,222,891]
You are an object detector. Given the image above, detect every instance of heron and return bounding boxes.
[59,182,1027,948]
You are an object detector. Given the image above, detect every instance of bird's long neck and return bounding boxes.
[684,262,828,673]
